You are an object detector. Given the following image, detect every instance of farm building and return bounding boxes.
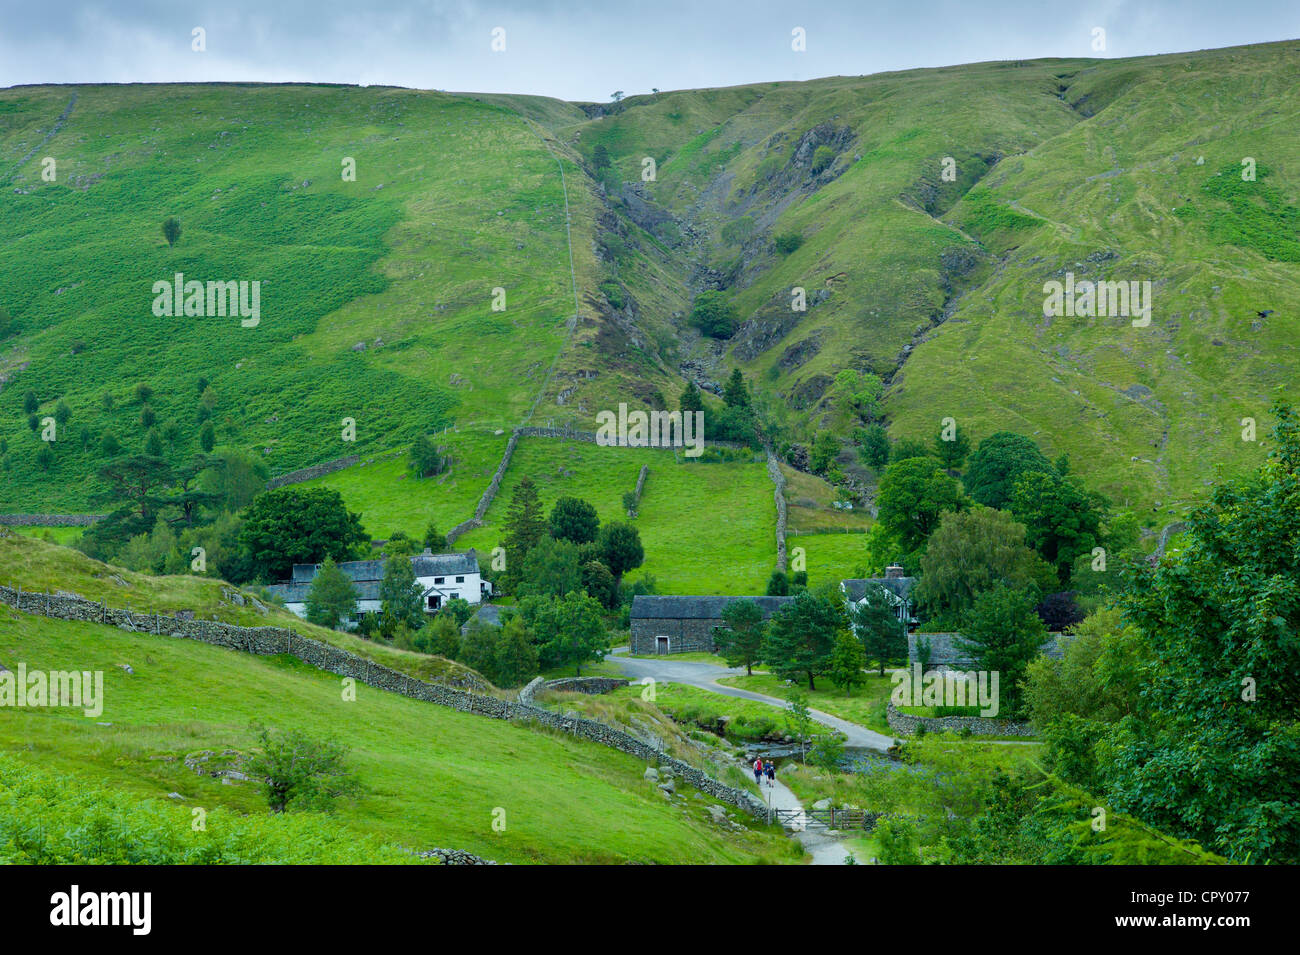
[267,550,489,626]
[629,594,795,655]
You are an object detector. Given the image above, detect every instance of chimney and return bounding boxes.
[885,564,905,580]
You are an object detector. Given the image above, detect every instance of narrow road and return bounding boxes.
[607,649,897,752]
[756,774,858,865]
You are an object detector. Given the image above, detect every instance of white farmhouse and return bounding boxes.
[841,564,918,631]
[267,550,489,625]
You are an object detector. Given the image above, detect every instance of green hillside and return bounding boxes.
[561,41,1300,516]
[0,538,793,864]
[2,40,1298,555]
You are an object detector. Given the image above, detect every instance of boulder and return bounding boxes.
[813,798,832,810]
[643,767,659,781]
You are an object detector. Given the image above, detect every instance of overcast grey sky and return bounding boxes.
[2,1,1296,101]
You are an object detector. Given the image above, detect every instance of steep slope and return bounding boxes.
[550,40,1300,514]
[0,83,578,509]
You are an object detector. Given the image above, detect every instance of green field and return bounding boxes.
[454,436,778,593]
[0,603,795,864]
[717,672,897,735]
[304,428,511,539]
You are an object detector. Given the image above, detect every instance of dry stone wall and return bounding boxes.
[0,586,765,818]
[886,702,1036,738]
[0,514,104,526]
[766,452,788,571]
[266,454,361,489]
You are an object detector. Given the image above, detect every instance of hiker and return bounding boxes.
[753,757,763,787]
[765,759,775,787]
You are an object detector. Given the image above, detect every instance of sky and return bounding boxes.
[1,0,1297,101]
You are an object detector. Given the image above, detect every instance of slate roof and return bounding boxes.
[266,579,383,604]
[841,577,916,603]
[460,603,506,635]
[287,552,479,586]
[630,595,795,620]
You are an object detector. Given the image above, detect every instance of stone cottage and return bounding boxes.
[629,594,795,655]
[841,564,918,631]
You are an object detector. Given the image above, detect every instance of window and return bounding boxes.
[455,576,464,583]
[434,577,445,584]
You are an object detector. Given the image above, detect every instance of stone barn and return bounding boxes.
[629,595,795,655]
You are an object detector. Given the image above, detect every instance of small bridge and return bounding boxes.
[770,807,879,832]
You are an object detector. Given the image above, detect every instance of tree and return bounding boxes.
[493,615,540,687]
[934,423,971,471]
[93,454,175,527]
[380,555,425,634]
[383,531,421,557]
[522,591,609,675]
[423,521,446,553]
[810,431,840,474]
[199,420,215,453]
[581,559,619,609]
[811,145,836,173]
[890,437,933,463]
[591,143,611,170]
[144,427,164,457]
[680,381,704,414]
[409,434,443,477]
[915,506,1056,623]
[857,424,891,469]
[517,536,584,599]
[773,230,803,254]
[596,521,644,583]
[549,496,600,545]
[763,588,845,690]
[200,447,269,513]
[714,598,765,675]
[850,584,906,676]
[828,630,868,695]
[35,443,54,471]
[134,382,153,404]
[955,583,1048,719]
[501,476,547,589]
[53,400,72,426]
[689,290,736,339]
[784,688,815,762]
[239,486,368,581]
[963,431,1055,510]
[765,569,789,596]
[161,217,181,247]
[245,724,356,813]
[305,556,359,630]
[411,611,455,656]
[1100,402,1300,862]
[1010,470,1105,584]
[610,91,624,102]
[140,403,156,430]
[100,431,122,457]
[875,457,965,554]
[834,370,883,420]
[723,368,750,408]
[22,390,37,414]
